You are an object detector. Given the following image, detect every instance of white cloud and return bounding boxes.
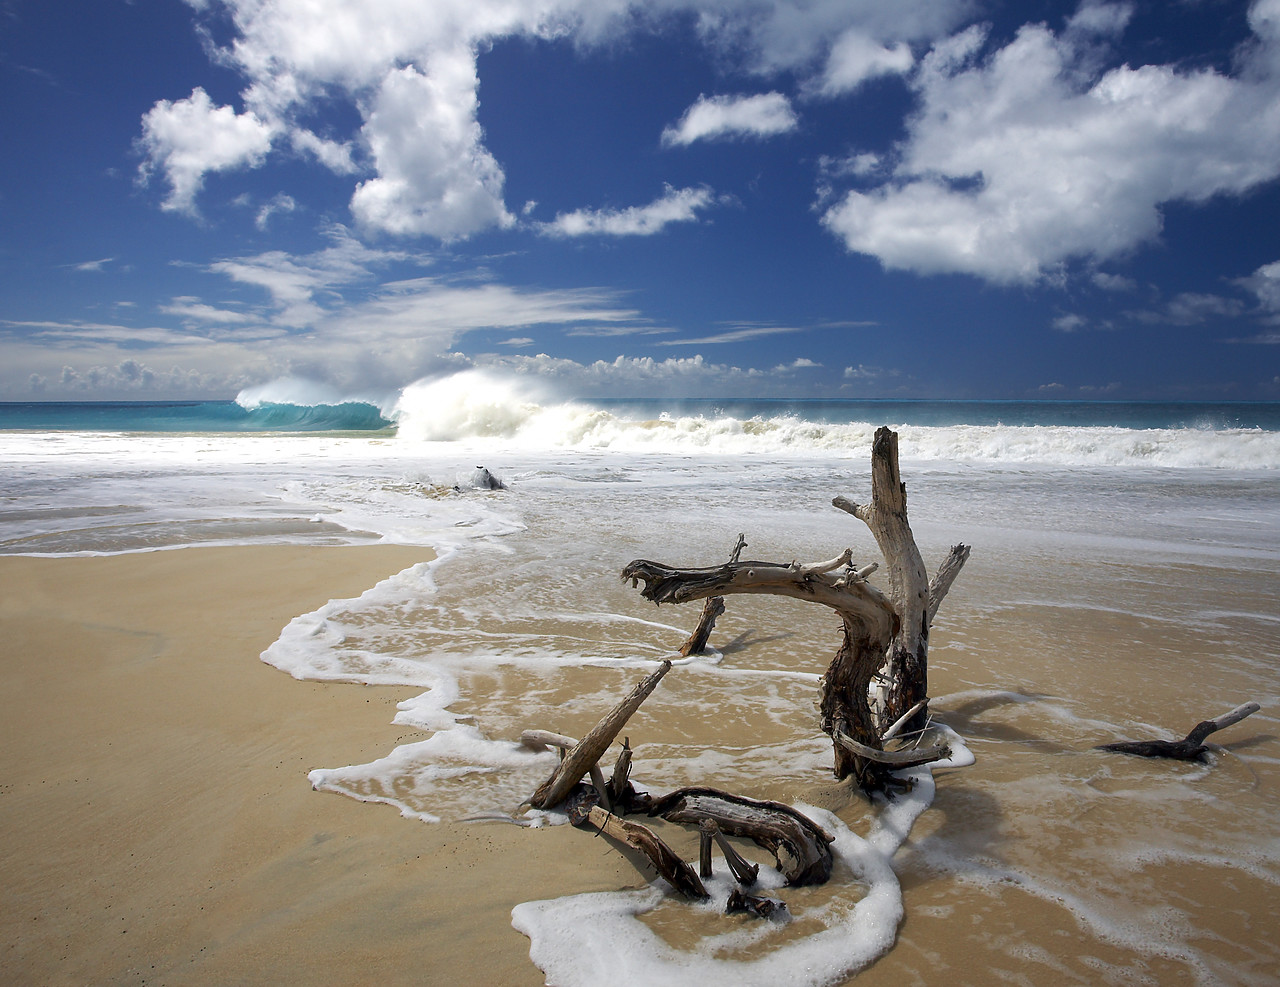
[1239,259,1280,311]
[468,352,771,397]
[540,185,718,237]
[72,257,115,273]
[822,5,1280,283]
[1130,292,1246,326]
[137,87,275,214]
[349,58,515,238]
[665,323,805,345]
[817,31,913,95]
[661,92,797,146]
[1091,271,1138,292]
[160,297,256,325]
[255,193,297,230]
[137,0,975,234]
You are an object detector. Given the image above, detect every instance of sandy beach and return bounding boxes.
[0,546,638,986]
[3,537,1277,985]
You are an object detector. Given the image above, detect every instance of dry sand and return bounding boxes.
[0,547,640,987]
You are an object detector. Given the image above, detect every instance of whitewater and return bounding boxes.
[2,371,1278,984]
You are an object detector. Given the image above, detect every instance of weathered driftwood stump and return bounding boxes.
[622,427,969,792]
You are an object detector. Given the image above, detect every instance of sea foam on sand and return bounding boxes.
[513,734,973,987]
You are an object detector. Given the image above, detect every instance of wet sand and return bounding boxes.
[2,545,1277,985]
[0,547,631,986]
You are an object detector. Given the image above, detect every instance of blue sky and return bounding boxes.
[1,0,1279,402]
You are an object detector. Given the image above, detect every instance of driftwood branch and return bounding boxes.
[567,793,708,899]
[530,661,671,809]
[927,544,971,624]
[648,787,834,886]
[677,534,747,656]
[1098,702,1262,761]
[622,558,896,641]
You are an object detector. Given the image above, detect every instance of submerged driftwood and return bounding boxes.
[1098,702,1261,761]
[524,666,834,903]
[623,426,969,792]
[649,787,834,886]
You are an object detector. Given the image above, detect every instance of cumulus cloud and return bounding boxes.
[137,0,974,235]
[137,87,275,214]
[822,4,1280,283]
[817,31,913,95]
[540,185,719,237]
[661,92,798,146]
[349,57,515,238]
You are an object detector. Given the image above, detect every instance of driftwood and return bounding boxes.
[726,888,788,919]
[1097,702,1261,761]
[648,787,834,886]
[623,427,969,792]
[565,786,708,899]
[678,534,747,656]
[699,818,760,885]
[529,661,670,809]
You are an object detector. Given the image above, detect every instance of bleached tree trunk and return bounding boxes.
[622,427,969,792]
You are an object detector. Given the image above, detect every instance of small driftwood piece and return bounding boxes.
[699,818,759,885]
[677,533,746,656]
[726,888,788,919]
[649,787,834,886]
[1098,702,1261,761]
[567,789,708,899]
[529,661,671,809]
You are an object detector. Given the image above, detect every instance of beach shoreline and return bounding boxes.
[3,531,1277,985]
[0,546,619,986]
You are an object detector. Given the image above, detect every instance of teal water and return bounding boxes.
[2,398,1277,433]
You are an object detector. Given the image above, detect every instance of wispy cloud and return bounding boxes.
[661,92,798,146]
[664,324,806,346]
[539,186,720,237]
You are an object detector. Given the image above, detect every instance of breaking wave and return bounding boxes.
[385,370,1279,469]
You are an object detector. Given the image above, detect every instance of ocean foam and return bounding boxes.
[512,737,975,987]
[379,371,1280,468]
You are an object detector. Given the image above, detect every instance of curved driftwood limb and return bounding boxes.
[530,661,671,809]
[622,558,896,642]
[648,787,834,886]
[1098,702,1262,761]
[833,729,951,770]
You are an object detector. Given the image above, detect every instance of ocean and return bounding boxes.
[2,371,1278,985]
